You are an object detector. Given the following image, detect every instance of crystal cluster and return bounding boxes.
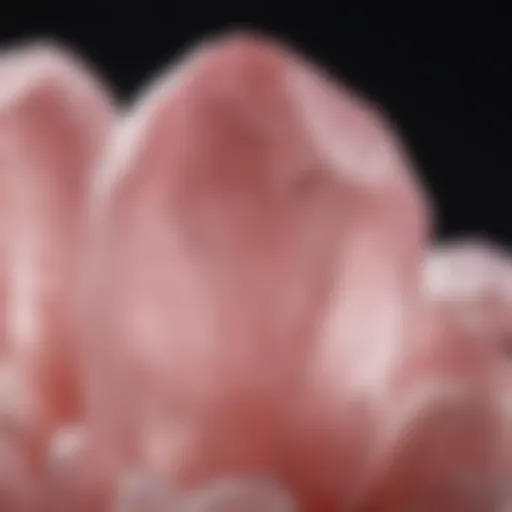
[0,32,509,511]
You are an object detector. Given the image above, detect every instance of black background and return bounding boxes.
[1,5,510,244]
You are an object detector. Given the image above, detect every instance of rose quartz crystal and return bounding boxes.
[359,239,512,510]
[1,32,508,512]
[0,42,115,507]
[85,32,429,510]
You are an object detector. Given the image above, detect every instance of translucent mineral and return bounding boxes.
[85,32,429,509]
[359,239,512,510]
[1,31,507,512]
[0,41,115,508]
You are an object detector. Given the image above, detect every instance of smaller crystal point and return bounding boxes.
[0,40,116,438]
[423,238,512,359]
[359,238,512,510]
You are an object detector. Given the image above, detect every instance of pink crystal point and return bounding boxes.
[359,238,512,510]
[0,40,115,477]
[426,240,512,503]
[87,31,429,509]
[424,238,512,357]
